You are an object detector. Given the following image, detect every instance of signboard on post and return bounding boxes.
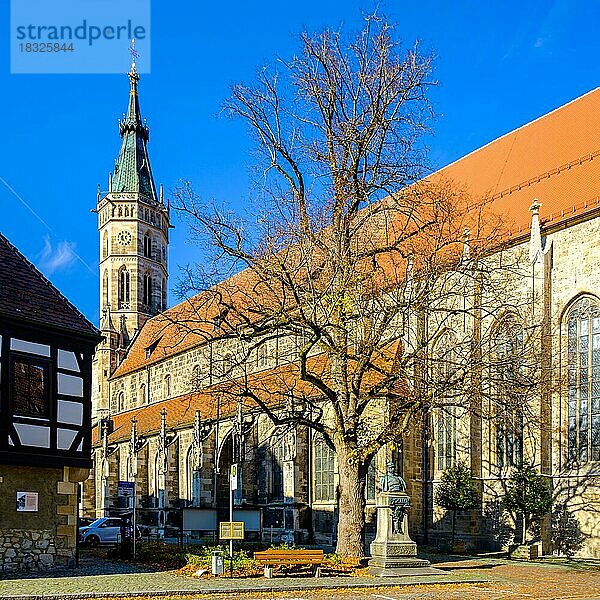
[219,521,244,540]
[230,463,238,491]
[118,481,135,497]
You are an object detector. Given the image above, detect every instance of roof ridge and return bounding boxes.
[0,232,99,337]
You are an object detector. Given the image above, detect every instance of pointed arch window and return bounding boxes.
[118,266,130,306]
[143,232,152,259]
[163,374,171,399]
[493,315,524,469]
[434,333,459,471]
[139,383,147,405]
[103,231,109,259]
[191,364,203,390]
[314,434,336,502]
[186,445,202,506]
[143,272,153,307]
[566,296,600,463]
[103,270,109,307]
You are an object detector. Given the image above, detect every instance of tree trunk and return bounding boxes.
[451,510,456,550]
[335,447,366,557]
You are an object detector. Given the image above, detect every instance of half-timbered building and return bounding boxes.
[0,233,100,571]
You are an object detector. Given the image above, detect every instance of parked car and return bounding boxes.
[79,517,140,546]
[78,516,96,528]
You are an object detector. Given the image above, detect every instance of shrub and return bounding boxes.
[551,502,586,558]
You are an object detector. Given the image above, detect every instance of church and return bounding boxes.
[83,60,600,557]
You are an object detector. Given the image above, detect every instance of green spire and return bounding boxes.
[111,59,158,202]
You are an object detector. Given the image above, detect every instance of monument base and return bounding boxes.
[368,491,447,577]
[368,564,447,577]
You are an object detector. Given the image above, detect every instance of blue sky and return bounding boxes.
[0,0,598,325]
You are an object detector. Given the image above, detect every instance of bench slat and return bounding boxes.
[254,549,324,566]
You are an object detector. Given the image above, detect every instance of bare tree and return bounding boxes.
[173,14,542,557]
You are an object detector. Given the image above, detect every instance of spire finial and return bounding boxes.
[529,198,542,215]
[128,38,140,91]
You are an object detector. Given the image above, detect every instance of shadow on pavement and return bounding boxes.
[0,550,159,580]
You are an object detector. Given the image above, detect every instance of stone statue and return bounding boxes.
[378,461,407,494]
[369,460,434,574]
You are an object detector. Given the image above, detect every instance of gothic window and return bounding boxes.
[314,434,336,502]
[365,457,376,501]
[269,442,284,501]
[118,267,130,305]
[162,278,167,309]
[143,272,153,307]
[163,374,171,399]
[256,342,268,369]
[222,353,233,378]
[191,364,203,390]
[434,334,459,471]
[10,357,49,417]
[139,383,147,404]
[566,296,600,463]
[103,231,109,259]
[493,316,524,469]
[186,445,202,506]
[143,232,152,259]
[117,391,125,412]
[103,270,109,307]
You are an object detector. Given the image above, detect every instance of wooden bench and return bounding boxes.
[253,549,324,578]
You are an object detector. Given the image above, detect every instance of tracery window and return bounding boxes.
[191,364,203,390]
[493,316,524,469]
[365,457,376,501]
[269,442,284,501]
[314,434,336,502]
[186,445,202,506]
[567,297,600,463]
[435,334,458,471]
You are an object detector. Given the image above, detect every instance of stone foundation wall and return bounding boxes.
[0,465,88,573]
[0,529,57,572]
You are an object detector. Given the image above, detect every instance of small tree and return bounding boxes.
[434,461,479,549]
[551,502,585,558]
[502,464,551,546]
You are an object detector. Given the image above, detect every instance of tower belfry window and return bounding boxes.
[118,267,130,306]
[143,232,152,259]
[143,272,153,307]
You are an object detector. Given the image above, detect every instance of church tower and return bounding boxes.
[93,57,169,418]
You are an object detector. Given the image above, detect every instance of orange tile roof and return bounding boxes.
[112,88,600,378]
[432,87,600,238]
[99,341,404,444]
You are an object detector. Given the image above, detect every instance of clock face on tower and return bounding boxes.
[117,230,132,245]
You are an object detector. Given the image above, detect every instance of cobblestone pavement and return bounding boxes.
[1,554,599,599]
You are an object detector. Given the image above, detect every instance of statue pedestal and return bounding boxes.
[368,492,443,576]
